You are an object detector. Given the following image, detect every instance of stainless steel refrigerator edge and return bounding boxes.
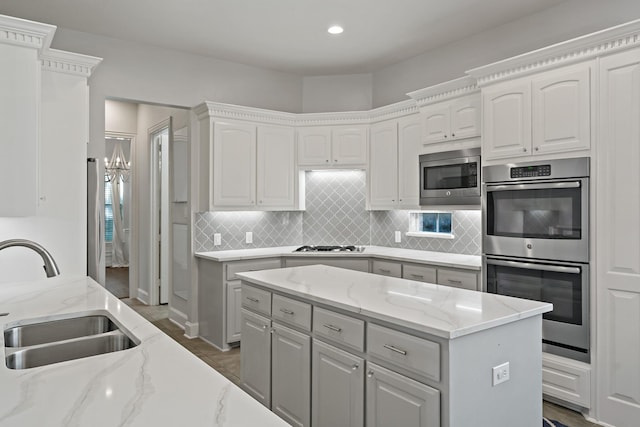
[87,158,104,284]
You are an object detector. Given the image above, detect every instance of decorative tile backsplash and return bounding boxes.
[370,210,481,255]
[194,169,481,255]
[303,170,370,245]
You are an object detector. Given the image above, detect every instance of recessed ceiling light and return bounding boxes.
[328,25,344,35]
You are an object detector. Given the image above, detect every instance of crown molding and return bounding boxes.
[40,49,102,77]
[407,76,479,107]
[467,18,640,86]
[0,14,55,52]
[194,101,297,126]
[368,99,418,123]
[295,110,371,126]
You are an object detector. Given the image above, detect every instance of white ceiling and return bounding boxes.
[0,0,569,75]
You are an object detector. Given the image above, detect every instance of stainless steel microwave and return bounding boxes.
[419,148,481,206]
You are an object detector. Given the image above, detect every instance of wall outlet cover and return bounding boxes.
[394,230,402,243]
[246,231,253,244]
[213,233,221,246]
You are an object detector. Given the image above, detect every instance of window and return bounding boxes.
[407,212,454,239]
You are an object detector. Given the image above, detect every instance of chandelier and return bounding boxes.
[105,141,131,182]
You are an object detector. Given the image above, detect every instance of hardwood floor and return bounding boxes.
[124,300,600,426]
[105,267,129,299]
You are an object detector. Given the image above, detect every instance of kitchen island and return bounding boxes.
[0,276,288,427]
[237,265,552,427]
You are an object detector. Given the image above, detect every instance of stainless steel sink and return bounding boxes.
[3,313,139,370]
[4,315,119,347]
[6,331,136,369]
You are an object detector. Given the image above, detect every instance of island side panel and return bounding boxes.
[197,259,227,350]
[447,315,542,427]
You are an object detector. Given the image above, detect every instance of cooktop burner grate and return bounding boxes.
[294,245,359,252]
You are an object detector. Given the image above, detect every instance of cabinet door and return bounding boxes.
[272,322,311,427]
[421,103,450,144]
[257,125,295,208]
[332,126,368,165]
[532,64,591,154]
[366,362,440,427]
[298,127,332,166]
[212,121,256,207]
[482,80,532,160]
[397,116,421,208]
[596,48,640,427]
[369,121,399,208]
[450,94,481,140]
[240,309,271,407]
[312,339,364,427]
[226,281,242,343]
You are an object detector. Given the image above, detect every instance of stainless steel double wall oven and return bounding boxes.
[482,157,590,362]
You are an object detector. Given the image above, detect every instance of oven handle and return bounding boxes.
[486,181,581,192]
[486,258,582,274]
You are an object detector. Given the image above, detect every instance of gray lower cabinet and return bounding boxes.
[312,339,364,427]
[240,309,271,407]
[271,322,311,427]
[366,362,440,427]
[226,281,242,342]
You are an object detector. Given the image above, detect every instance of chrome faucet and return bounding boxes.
[0,239,60,278]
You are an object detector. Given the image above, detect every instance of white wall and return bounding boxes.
[302,74,372,112]
[372,0,640,106]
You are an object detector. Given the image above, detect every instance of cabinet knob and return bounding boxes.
[391,200,395,203]
[451,133,455,137]
[325,159,329,163]
[352,363,360,371]
[523,147,527,152]
[262,325,268,330]
[444,135,448,138]
[367,370,374,378]
[334,159,338,162]
[535,146,539,151]
[270,328,275,334]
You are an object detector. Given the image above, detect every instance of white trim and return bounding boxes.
[0,14,56,51]
[407,76,479,107]
[406,231,455,240]
[40,49,102,77]
[184,321,199,339]
[136,288,150,305]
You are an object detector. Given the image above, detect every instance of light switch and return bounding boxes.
[492,362,510,386]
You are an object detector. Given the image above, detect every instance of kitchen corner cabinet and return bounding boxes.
[482,62,592,161]
[368,115,421,210]
[298,125,368,167]
[421,94,480,145]
[207,119,296,210]
[198,257,282,350]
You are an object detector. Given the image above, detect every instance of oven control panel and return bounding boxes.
[510,164,551,178]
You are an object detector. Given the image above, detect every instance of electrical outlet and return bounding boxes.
[394,231,402,243]
[492,362,510,386]
[246,231,253,244]
[213,233,221,246]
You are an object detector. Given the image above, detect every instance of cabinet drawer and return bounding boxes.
[241,284,272,316]
[372,260,402,278]
[313,307,365,352]
[437,268,478,291]
[542,353,591,408]
[367,323,440,382]
[272,294,312,331]
[226,258,282,280]
[402,263,437,283]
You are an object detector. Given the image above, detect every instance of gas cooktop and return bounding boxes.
[294,245,365,253]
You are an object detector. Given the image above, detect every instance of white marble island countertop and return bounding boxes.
[196,245,481,271]
[0,276,288,427]
[237,265,552,339]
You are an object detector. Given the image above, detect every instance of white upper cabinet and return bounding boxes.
[482,79,532,160]
[482,62,592,161]
[298,125,367,167]
[213,121,257,207]
[369,121,399,208]
[532,64,591,155]
[422,94,480,144]
[257,125,295,208]
[208,118,296,210]
[368,115,421,210]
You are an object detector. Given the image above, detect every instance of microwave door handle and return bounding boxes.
[486,181,581,192]
[487,259,581,274]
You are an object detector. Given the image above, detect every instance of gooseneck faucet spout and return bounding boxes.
[0,239,60,278]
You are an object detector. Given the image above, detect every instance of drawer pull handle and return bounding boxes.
[246,296,260,303]
[367,370,374,378]
[323,324,342,333]
[379,268,391,273]
[410,274,424,279]
[447,279,463,285]
[279,308,295,315]
[352,363,360,371]
[383,344,407,356]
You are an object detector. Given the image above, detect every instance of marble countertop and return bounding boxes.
[0,276,289,427]
[196,245,481,271]
[237,265,552,340]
